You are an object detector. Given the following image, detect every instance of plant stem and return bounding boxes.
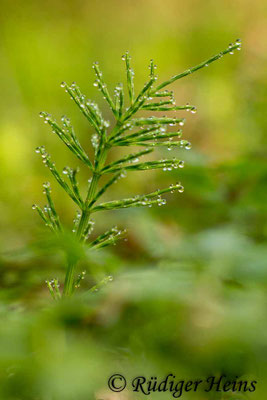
[77,173,99,238]
[63,147,108,296]
[63,260,76,297]
[152,43,241,93]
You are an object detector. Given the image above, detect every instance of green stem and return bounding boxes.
[63,147,108,297]
[63,260,76,296]
[152,43,241,93]
[76,173,100,239]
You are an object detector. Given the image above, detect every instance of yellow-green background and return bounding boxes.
[0,1,266,399]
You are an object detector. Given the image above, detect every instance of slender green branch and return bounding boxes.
[152,41,241,93]
[123,51,135,104]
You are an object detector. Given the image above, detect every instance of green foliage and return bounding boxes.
[33,40,242,298]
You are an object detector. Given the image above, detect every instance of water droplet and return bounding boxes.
[178,160,184,168]
[178,186,184,193]
[108,275,113,282]
[32,204,37,210]
[185,142,192,150]
[60,82,66,88]
[157,197,166,206]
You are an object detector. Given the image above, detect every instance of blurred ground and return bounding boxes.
[0,1,266,399]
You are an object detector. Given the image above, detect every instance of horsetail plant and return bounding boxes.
[33,39,242,298]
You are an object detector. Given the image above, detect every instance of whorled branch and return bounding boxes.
[33,39,242,297]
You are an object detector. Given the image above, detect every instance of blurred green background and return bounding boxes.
[0,0,267,399]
